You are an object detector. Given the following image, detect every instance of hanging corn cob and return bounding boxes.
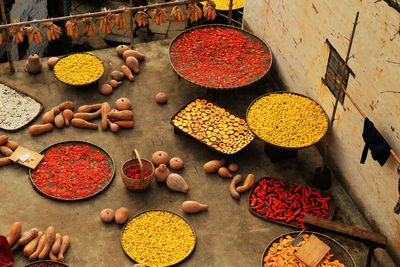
[114,12,127,30]
[135,11,150,27]
[66,19,80,37]
[10,19,25,43]
[203,0,217,21]
[152,8,167,25]
[0,33,2,44]
[187,3,202,22]
[25,26,44,44]
[82,17,96,37]
[171,6,185,22]
[99,8,114,34]
[42,21,62,41]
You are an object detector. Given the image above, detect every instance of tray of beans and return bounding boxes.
[200,0,244,10]
[29,141,115,201]
[121,210,196,267]
[25,260,69,267]
[171,98,255,155]
[249,177,335,228]
[169,24,272,90]
[53,53,104,87]
[246,91,329,150]
[262,231,355,267]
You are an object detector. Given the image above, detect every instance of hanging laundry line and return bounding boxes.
[327,74,400,164]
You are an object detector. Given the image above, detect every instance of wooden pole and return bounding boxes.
[228,0,233,25]
[325,66,400,165]
[321,12,359,173]
[129,0,134,49]
[0,0,203,30]
[0,0,14,72]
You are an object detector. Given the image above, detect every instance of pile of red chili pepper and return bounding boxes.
[0,236,13,267]
[26,262,68,267]
[249,178,331,228]
[124,167,152,180]
[31,144,112,200]
[170,26,271,88]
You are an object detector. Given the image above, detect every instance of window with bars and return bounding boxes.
[322,40,355,104]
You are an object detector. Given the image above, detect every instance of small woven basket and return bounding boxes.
[121,149,154,191]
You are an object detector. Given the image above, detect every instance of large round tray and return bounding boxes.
[261,231,355,267]
[29,141,115,201]
[121,209,196,267]
[200,0,244,11]
[53,52,105,87]
[25,260,69,267]
[169,24,273,90]
[246,91,329,150]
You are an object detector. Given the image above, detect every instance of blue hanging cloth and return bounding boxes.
[360,117,391,166]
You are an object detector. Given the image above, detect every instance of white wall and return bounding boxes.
[243,0,400,262]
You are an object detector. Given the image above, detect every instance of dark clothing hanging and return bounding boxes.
[360,117,391,166]
[394,165,400,214]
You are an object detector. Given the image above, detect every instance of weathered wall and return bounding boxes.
[0,0,48,60]
[243,0,400,262]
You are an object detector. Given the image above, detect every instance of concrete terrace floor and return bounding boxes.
[0,40,397,266]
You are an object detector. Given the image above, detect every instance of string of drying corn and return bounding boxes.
[152,8,168,25]
[6,3,215,44]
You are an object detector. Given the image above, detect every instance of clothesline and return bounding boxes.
[325,74,400,164]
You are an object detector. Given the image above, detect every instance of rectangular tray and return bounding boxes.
[248,177,335,229]
[170,98,255,155]
[0,80,43,132]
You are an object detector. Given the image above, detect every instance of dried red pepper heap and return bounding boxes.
[170,26,271,88]
[249,178,331,228]
[124,167,152,180]
[31,144,112,200]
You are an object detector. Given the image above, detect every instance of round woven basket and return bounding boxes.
[121,149,154,191]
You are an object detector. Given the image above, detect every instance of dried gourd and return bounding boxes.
[42,21,62,41]
[135,11,150,27]
[203,0,217,21]
[82,17,96,37]
[171,6,185,22]
[10,18,25,43]
[152,8,167,25]
[99,8,114,34]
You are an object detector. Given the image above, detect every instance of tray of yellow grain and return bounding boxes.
[246,92,329,150]
[53,52,104,87]
[262,231,355,267]
[121,210,196,267]
[171,98,255,155]
[200,0,244,11]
